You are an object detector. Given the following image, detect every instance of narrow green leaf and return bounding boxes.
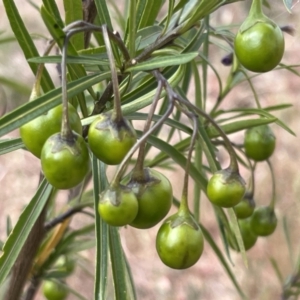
[126,0,137,57]
[200,222,247,299]
[109,227,135,300]
[163,0,175,34]
[92,156,109,300]
[0,179,52,285]
[0,138,24,155]
[0,72,110,138]
[126,52,198,72]
[218,108,295,136]
[146,138,190,168]
[206,118,277,138]
[127,112,192,134]
[228,208,248,268]
[136,26,162,51]
[28,55,109,66]
[63,0,84,50]
[57,224,95,254]
[94,0,121,65]
[137,0,164,29]
[121,66,184,113]
[40,4,96,113]
[123,255,137,300]
[3,0,54,92]
[42,0,65,28]
[144,134,208,190]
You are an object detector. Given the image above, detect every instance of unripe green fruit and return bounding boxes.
[98,185,138,226]
[234,193,255,219]
[244,125,276,161]
[234,0,284,73]
[250,206,277,236]
[20,103,82,158]
[207,169,246,208]
[122,168,173,229]
[54,255,76,277]
[156,213,204,269]
[156,212,204,269]
[42,280,68,300]
[88,113,137,165]
[41,132,90,189]
[235,22,284,72]
[229,218,258,251]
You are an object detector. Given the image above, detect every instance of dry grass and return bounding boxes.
[1,0,300,299]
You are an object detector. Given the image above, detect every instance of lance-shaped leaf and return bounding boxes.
[0,179,53,285]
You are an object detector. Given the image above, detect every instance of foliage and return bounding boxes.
[0,0,299,299]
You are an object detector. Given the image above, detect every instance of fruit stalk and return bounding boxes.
[174,93,240,173]
[179,112,199,214]
[111,72,175,186]
[267,159,276,210]
[102,24,123,123]
[60,34,74,140]
[133,81,163,177]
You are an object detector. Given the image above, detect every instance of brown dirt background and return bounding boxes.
[0,0,300,299]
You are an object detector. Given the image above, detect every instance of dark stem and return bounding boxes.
[174,94,240,172]
[63,21,130,61]
[111,71,175,186]
[179,111,199,214]
[30,40,56,101]
[82,0,97,48]
[44,207,86,231]
[5,175,47,300]
[134,81,163,174]
[60,33,73,140]
[23,276,42,300]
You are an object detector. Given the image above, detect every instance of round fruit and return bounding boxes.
[20,103,82,158]
[88,113,137,165]
[54,255,76,277]
[156,213,204,269]
[234,193,255,219]
[41,132,90,189]
[229,218,258,251]
[122,168,173,229]
[207,169,246,208]
[42,280,68,300]
[234,0,285,74]
[244,125,276,161]
[98,185,138,226]
[250,206,277,236]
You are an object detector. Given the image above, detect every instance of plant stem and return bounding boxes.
[111,71,175,186]
[179,111,199,214]
[30,40,56,101]
[267,159,276,210]
[133,81,163,174]
[23,276,41,300]
[60,33,73,140]
[174,95,240,172]
[102,24,123,122]
[63,21,130,62]
[249,0,263,18]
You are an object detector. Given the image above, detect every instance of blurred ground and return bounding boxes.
[0,0,300,299]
